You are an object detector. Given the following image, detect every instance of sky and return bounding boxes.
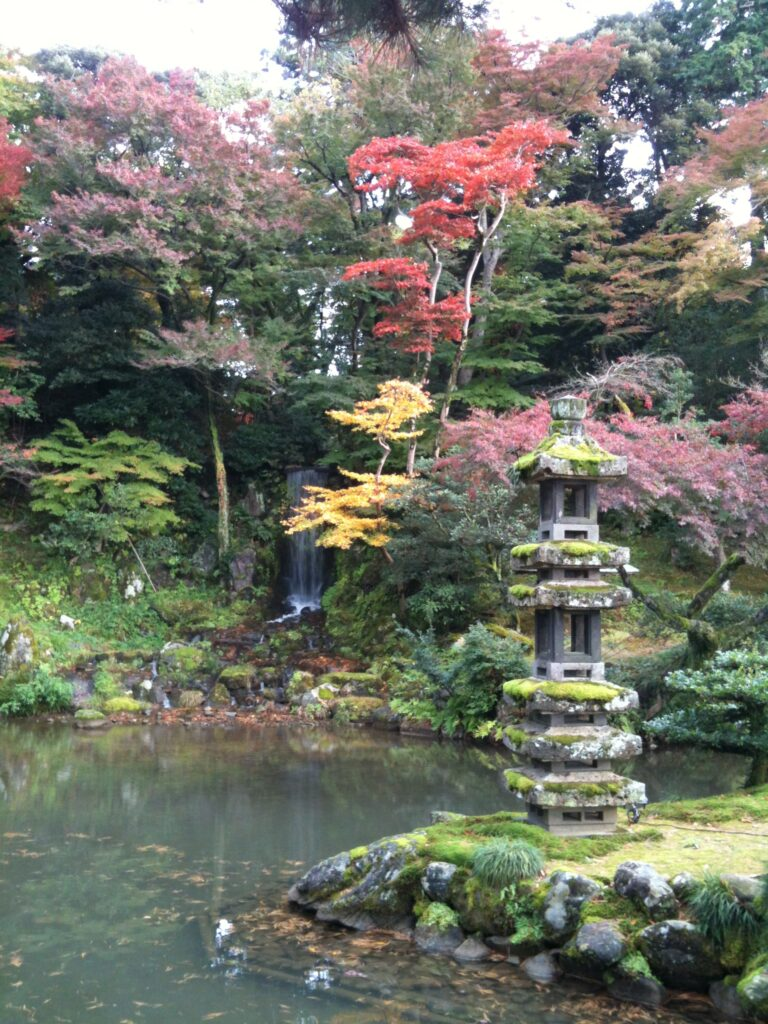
[2,0,659,73]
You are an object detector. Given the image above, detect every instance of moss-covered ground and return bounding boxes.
[418,786,768,881]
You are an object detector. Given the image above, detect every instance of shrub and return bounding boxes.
[102,696,142,713]
[0,667,74,717]
[690,872,763,950]
[471,838,545,889]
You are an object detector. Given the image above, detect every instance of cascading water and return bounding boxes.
[283,468,326,615]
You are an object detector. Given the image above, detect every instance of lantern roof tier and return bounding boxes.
[504,767,647,808]
[510,540,630,570]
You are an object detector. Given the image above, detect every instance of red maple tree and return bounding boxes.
[345,120,568,433]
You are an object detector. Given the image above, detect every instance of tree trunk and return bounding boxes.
[208,397,230,559]
[746,750,768,788]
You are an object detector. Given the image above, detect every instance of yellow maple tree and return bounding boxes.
[283,379,432,552]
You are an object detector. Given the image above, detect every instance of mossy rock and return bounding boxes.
[177,689,205,709]
[218,664,256,691]
[286,670,315,703]
[159,644,219,685]
[319,671,382,696]
[150,591,219,630]
[208,683,231,707]
[74,708,108,729]
[449,874,516,936]
[737,958,768,1019]
[0,620,35,677]
[331,697,386,724]
[103,696,142,713]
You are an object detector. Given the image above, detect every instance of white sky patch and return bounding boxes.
[3,0,658,72]
[711,186,753,227]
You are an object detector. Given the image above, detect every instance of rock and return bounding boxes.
[670,872,698,901]
[0,621,34,676]
[415,920,465,954]
[430,811,467,824]
[639,920,722,991]
[371,705,401,731]
[607,973,667,1008]
[59,614,76,630]
[542,871,602,941]
[736,964,768,1020]
[191,539,218,576]
[286,671,315,703]
[218,664,256,693]
[301,683,338,707]
[614,861,678,920]
[74,709,108,729]
[710,979,748,1019]
[289,832,425,931]
[560,921,627,981]
[720,874,762,904]
[288,850,351,906]
[178,689,205,709]
[229,548,256,593]
[453,937,490,961]
[421,862,457,903]
[160,644,219,686]
[208,683,231,707]
[522,952,562,984]
[486,935,512,954]
[400,718,438,738]
[317,671,381,697]
[331,696,386,724]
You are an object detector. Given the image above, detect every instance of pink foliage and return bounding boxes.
[715,388,768,445]
[438,400,768,561]
[26,58,296,278]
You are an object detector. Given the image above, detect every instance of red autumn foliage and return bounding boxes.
[342,258,465,354]
[472,31,626,130]
[438,399,768,561]
[0,119,31,208]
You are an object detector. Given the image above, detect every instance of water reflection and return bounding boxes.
[0,723,745,1024]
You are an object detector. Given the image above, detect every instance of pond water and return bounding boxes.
[0,723,749,1024]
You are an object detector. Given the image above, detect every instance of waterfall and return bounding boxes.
[284,468,326,614]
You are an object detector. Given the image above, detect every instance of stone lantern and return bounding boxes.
[503,396,646,835]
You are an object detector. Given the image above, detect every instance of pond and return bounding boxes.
[0,723,750,1024]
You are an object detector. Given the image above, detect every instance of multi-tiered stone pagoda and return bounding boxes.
[502,396,646,836]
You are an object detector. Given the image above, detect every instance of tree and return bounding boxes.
[346,120,568,432]
[647,647,768,787]
[22,57,297,556]
[437,392,768,665]
[273,0,487,59]
[29,419,191,562]
[283,378,431,552]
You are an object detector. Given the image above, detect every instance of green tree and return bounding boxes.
[647,648,768,787]
[30,420,191,562]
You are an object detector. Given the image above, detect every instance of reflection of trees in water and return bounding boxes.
[620,745,749,803]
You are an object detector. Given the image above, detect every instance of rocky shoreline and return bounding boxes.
[287,816,768,1021]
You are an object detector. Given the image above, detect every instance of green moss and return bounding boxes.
[542,780,623,796]
[419,902,459,929]
[615,951,656,980]
[580,891,644,927]
[547,734,588,746]
[218,664,255,686]
[332,696,386,723]
[503,726,528,746]
[504,770,536,795]
[348,845,368,860]
[103,696,141,713]
[511,541,620,561]
[503,679,626,704]
[74,708,105,721]
[421,812,663,868]
[509,584,536,600]
[648,784,768,824]
[318,671,380,692]
[514,433,620,476]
